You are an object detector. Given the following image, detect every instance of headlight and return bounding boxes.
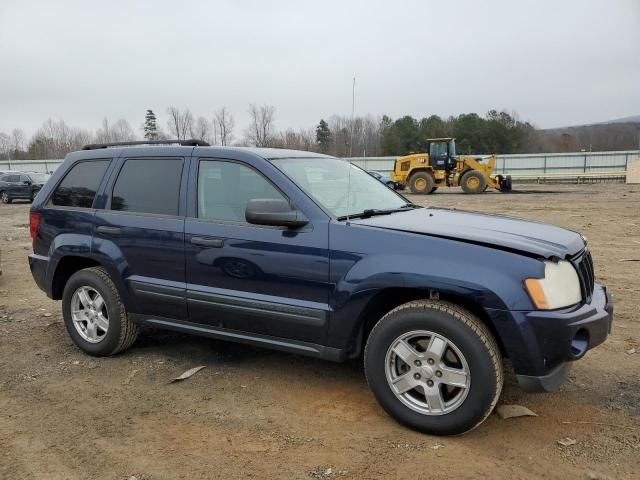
[524,260,582,310]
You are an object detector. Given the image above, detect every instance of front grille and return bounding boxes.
[572,249,595,303]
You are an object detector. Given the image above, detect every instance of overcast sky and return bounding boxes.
[1,0,639,138]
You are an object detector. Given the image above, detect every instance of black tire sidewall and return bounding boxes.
[461,171,486,194]
[62,269,125,356]
[365,307,499,435]
[409,172,434,194]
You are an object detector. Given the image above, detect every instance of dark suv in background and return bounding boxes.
[0,171,50,203]
[28,140,612,435]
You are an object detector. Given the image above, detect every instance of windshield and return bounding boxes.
[29,173,50,183]
[272,158,408,218]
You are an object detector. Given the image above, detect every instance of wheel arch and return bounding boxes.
[50,255,133,311]
[350,287,508,360]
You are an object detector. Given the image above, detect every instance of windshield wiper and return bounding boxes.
[338,203,421,221]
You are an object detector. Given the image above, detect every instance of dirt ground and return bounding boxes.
[1,184,639,480]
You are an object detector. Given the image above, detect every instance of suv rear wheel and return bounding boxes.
[0,191,11,204]
[62,267,139,356]
[364,300,503,435]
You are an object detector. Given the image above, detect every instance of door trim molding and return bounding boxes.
[187,289,328,328]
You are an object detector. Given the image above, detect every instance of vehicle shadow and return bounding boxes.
[133,327,366,381]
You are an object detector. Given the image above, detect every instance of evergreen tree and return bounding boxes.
[315,119,331,153]
[144,109,158,140]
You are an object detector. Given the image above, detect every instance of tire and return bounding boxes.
[460,170,487,194]
[504,175,512,192]
[385,181,395,189]
[409,172,435,194]
[62,266,139,356]
[364,300,503,436]
[0,191,11,204]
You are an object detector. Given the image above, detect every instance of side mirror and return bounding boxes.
[245,198,308,228]
[24,180,32,185]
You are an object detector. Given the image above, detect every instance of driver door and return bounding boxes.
[429,142,449,170]
[184,158,331,345]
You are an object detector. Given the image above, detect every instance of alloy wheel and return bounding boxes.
[70,286,109,343]
[385,330,471,415]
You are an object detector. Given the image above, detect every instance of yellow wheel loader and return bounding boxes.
[390,138,512,194]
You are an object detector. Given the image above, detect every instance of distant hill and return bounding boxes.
[604,115,640,124]
[536,120,640,152]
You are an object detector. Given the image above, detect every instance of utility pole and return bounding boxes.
[349,76,355,158]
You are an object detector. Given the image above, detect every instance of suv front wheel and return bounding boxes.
[364,300,503,435]
[62,267,139,356]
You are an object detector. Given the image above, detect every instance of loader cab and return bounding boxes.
[427,138,456,170]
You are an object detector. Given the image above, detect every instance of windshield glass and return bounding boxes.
[29,173,50,183]
[272,158,408,218]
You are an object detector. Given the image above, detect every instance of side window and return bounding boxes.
[20,175,30,183]
[7,175,19,183]
[51,160,110,208]
[111,158,183,215]
[429,142,446,157]
[198,160,286,222]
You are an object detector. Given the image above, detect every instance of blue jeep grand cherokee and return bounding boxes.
[28,140,613,435]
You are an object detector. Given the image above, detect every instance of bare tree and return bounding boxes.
[166,107,194,140]
[191,116,212,143]
[246,104,276,147]
[11,128,25,153]
[0,132,11,159]
[213,107,235,146]
[27,119,92,158]
[111,119,135,141]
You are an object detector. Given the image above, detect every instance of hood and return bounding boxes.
[352,207,586,259]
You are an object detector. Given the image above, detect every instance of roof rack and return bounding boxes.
[81,139,210,150]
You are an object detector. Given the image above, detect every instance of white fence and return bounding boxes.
[345,150,639,178]
[1,150,638,179]
[0,159,62,173]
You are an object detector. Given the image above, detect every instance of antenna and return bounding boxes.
[349,76,355,157]
[346,76,356,222]
[346,159,352,223]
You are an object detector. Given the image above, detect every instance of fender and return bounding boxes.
[326,222,545,351]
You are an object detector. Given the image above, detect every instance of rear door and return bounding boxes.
[19,174,34,198]
[5,174,28,198]
[184,156,331,345]
[92,155,188,320]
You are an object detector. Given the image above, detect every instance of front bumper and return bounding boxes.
[487,283,613,393]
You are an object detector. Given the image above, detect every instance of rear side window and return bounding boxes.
[51,160,110,208]
[111,158,183,216]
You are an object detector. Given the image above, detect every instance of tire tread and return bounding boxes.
[81,266,139,355]
[364,299,503,434]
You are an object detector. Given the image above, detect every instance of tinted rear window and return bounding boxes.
[111,158,183,215]
[51,160,110,208]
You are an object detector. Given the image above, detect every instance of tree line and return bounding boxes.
[1,107,638,161]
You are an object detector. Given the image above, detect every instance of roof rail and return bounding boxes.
[81,139,210,150]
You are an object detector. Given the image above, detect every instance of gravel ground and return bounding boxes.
[0,183,639,479]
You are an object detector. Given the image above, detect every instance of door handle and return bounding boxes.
[191,236,224,248]
[96,225,122,236]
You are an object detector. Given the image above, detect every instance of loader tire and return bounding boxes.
[500,175,513,192]
[461,171,486,194]
[409,172,435,194]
